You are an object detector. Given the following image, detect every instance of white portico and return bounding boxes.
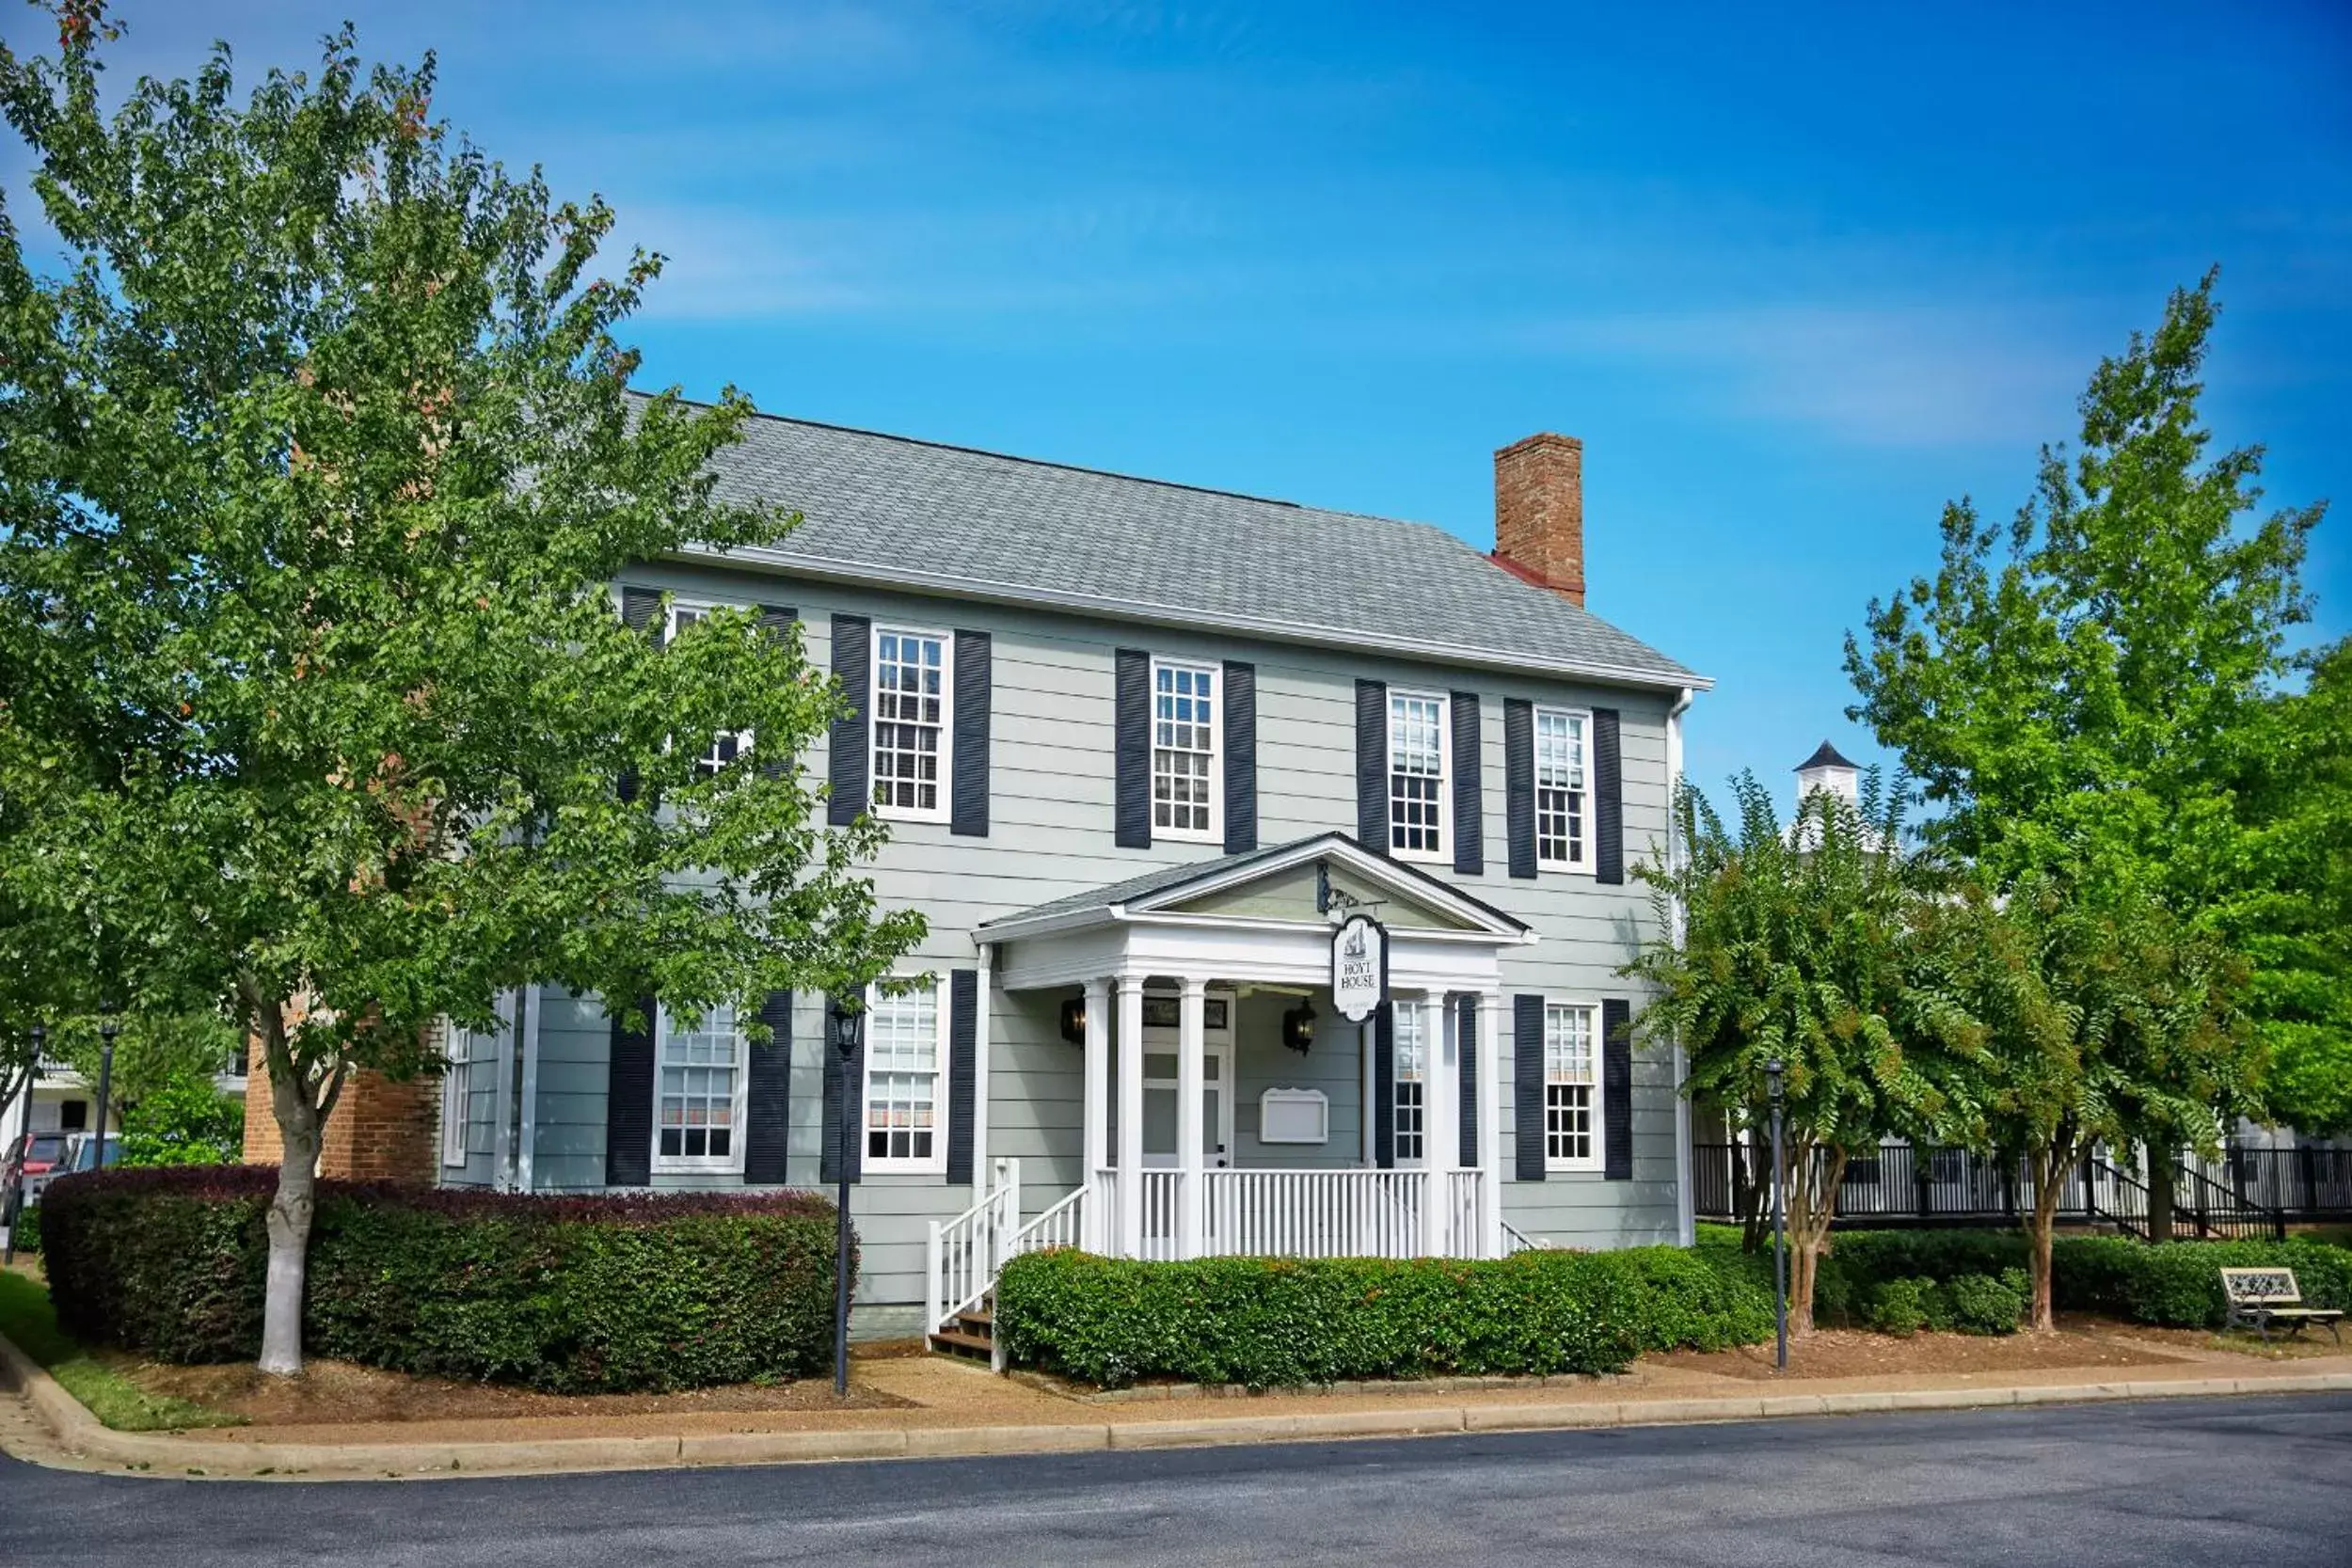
[925,834,1534,1336]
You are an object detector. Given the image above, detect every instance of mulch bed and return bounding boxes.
[1656,1314,2199,1381]
[121,1356,913,1426]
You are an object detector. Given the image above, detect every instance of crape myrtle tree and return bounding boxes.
[0,8,925,1374]
[1926,876,2251,1331]
[1628,770,1975,1333]
[1846,271,2326,1231]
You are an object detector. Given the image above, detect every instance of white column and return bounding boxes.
[1177,976,1207,1259]
[1422,992,1454,1258]
[1116,975,1146,1259]
[516,986,542,1193]
[972,945,994,1190]
[1481,990,1505,1257]
[1081,977,1110,1253]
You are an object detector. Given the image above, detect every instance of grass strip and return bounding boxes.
[0,1267,244,1431]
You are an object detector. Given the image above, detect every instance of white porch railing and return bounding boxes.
[926,1158,1023,1335]
[930,1164,1505,1337]
[1201,1168,1426,1259]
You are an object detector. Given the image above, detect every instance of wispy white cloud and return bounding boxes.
[1518,303,2099,449]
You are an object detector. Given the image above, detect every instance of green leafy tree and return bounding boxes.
[114,1068,246,1167]
[1846,270,2324,906]
[1629,770,1973,1332]
[0,11,923,1373]
[47,1009,243,1130]
[1847,272,2328,1227]
[1927,877,2252,1330]
[2221,639,2352,1136]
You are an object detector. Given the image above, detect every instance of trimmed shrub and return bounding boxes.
[2049,1235,2352,1328]
[7,1202,39,1254]
[39,1165,845,1392]
[1945,1272,2024,1336]
[1866,1276,1936,1337]
[994,1244,1775,1389]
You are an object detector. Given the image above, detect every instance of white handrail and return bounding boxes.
[1007,1182,1089,1259]
[927,1157,1021,1334]
[1500,1218,1547,1254]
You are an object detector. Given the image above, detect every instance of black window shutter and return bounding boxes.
[1514,993,1546,1181]
[1356,679,1389,853]
[1372,1004,1396,1169]
[1115,648,1152,848]
[756,606,796,780]
[1222,659,1258,854]
[1503,698,1536,879]
[1602,997,1633,1180]
[617,589,665,805]
[819,995,863,1185]
[951,631,992,836]
[1456,993,1479,1168]
[1594,706,1624,884]
[604,994,657,1186]
[946,970,978,1185]
[744,990,792,1184]
[827,615,870,827]
[1451,691,1484,874]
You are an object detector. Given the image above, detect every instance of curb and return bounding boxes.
[5,1330,2350,1481]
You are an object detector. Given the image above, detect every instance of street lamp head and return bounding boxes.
[1764,1057,1785,1105]
[99,1011,120,1046]
[828,999,865,1060]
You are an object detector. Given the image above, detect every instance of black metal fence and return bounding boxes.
[1691,1143,2344,1241]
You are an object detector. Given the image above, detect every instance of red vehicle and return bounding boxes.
[3,1130,75,1211]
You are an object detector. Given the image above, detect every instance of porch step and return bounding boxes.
[929,1306,994,1361]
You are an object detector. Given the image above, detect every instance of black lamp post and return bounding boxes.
[91,1004,120,1173]
[2,1023,40,1266]
[1765,1056,1788,1372]
[828,1000,865,1399]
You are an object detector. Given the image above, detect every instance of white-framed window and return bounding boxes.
[871,626,951,821]
[1544,1002,1600,1171]
[1391,1004,1427,1165]
[1151,658,1219,841]
[1534,706,1589,870]
[669,602,753,775]
[1388,689,1450,860]
[864,979,948,1173]
[439,1028,474,1169]
[653,1003,748,1173]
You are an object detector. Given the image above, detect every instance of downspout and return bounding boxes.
[489,989,518,1192]
[1667,686,1697,1247]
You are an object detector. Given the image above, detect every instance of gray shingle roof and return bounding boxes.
[670,402,1705,690]
[1795,739,1859,772]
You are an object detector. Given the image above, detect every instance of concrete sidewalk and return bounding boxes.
[5,1328,2349,1482]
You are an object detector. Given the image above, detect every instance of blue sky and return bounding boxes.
[8,1,2347,806]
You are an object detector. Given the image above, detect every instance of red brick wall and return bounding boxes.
[1493,432,1586,606]
[242,1023,444,1183]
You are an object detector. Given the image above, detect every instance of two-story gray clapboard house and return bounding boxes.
[436,417,1708,1338]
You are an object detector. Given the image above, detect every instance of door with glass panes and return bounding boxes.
[1139,991,1235,1169]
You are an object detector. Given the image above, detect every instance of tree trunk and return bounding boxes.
[1782,1139,1847,1335]
[257,999,335,1378]
[2145,1142,2175,1243]
[2024,1146,2069,1334]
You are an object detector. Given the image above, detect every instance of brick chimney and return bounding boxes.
[1492,433,1585,607]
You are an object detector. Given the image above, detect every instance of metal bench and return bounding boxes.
[2220,1267,2344,1344]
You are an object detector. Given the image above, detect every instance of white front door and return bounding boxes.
[1139,991,1235,1169]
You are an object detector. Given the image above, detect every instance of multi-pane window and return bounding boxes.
[1152,660,1217,838]
[865,983,946,1171]
[670,606,749,775]
[439,1029,474,1169]
[872,628,949,818]
[1388,691,1449,857]
[657,1005,743,1169]
[1534,707,1587,868]
[1544,1003,1599,1170]
[1391,1005,1427,1164]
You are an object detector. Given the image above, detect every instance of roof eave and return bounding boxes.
[671,544,1715,695]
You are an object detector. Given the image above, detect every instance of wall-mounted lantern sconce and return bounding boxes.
[1281,998,1317,1054]
[1059,994,1089,1046]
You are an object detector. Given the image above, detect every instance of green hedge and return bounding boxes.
[1698,1225,2352,1330]
[994,1245,1774,1389]
[40,1165,847,1392]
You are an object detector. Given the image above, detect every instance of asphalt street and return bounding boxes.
[0,1393,2346,1567]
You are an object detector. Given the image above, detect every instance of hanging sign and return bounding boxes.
[1331,913,1388,1022]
